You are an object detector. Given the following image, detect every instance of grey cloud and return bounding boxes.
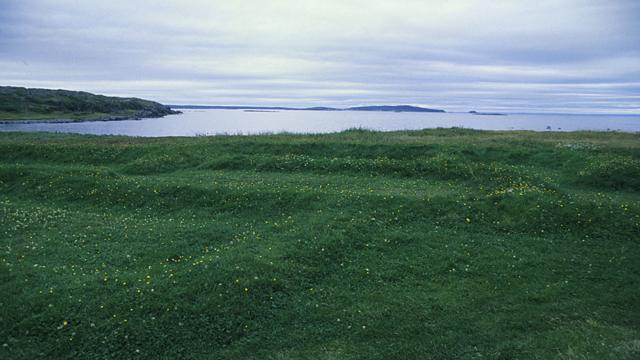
[0,0,638,113]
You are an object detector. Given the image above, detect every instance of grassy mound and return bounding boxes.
[0,129,639,359]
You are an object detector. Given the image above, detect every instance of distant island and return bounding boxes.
[170,104,446,113]
[0,86,179,122]
[469,110,506,116]
[348,105,445,112]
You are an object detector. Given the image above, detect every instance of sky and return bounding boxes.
[1,0,639,113]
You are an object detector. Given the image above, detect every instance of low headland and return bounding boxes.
[0,85,450,124]
[0,86,179,123]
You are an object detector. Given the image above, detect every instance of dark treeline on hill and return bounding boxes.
[0,86,179,121]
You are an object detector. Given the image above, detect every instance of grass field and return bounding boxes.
[1,129,639,359]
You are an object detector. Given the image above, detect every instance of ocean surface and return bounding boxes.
[0,109,639,137]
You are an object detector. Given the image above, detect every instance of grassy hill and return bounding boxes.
[0,129,639,359]
[0,86,178,121]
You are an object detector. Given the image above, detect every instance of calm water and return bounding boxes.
[0,109,639,137]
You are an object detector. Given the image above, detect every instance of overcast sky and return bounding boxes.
[1,0,639,113]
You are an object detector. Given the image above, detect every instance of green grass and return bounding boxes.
[1,128,639,359]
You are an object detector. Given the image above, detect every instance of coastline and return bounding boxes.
[0,111,182,124]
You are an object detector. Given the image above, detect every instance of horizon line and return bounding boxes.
[165,104,640,116]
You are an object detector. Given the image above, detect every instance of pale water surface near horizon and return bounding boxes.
[0,109,639,137]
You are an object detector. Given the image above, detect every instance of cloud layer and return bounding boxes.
[1,0,639,113]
